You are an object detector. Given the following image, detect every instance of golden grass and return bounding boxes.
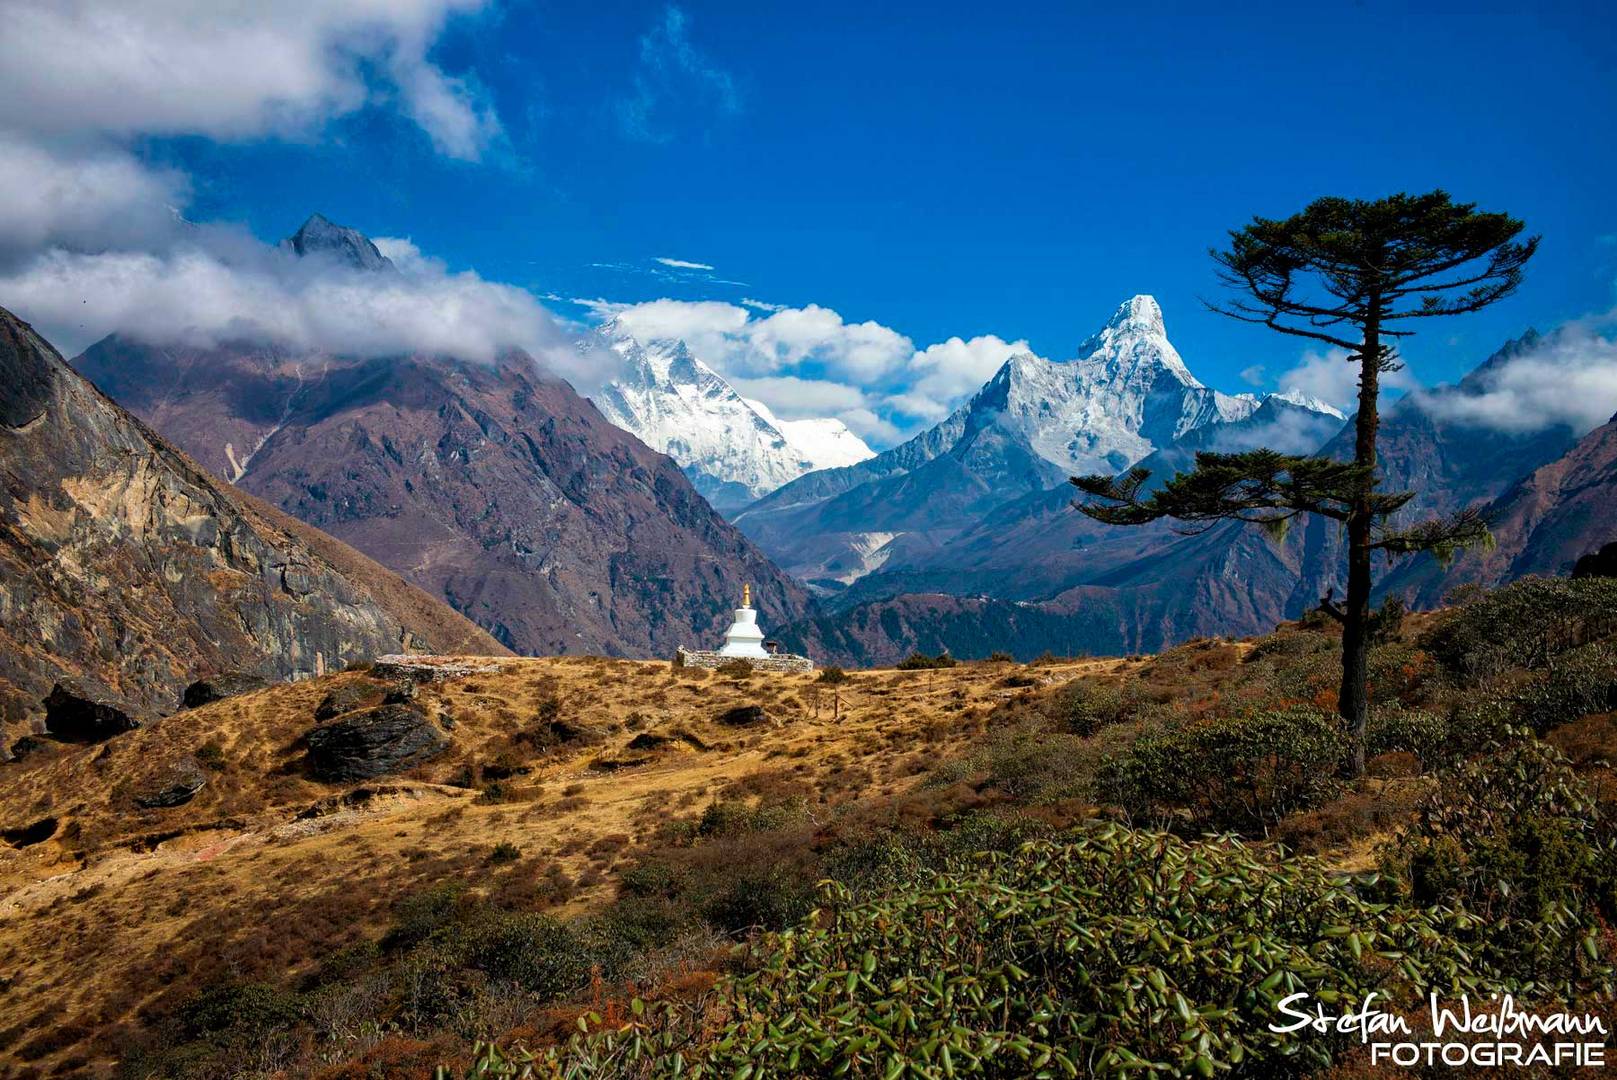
[0,654,1117,1074]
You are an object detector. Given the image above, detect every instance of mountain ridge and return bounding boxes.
[590,320,872,512]
[0,304,507,723]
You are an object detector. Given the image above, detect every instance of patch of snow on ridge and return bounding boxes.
[1269,387,1347,420]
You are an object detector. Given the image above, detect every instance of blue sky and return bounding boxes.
[3,1,1615,445]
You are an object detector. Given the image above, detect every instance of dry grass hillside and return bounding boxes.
[6,577,1616,1079]
[0,653,1120,1077]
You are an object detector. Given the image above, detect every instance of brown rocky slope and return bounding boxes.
[0,306,507,725]
[73,338,815,658]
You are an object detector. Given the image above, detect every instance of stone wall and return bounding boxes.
[371,655,508,683]
[676,648,815,674]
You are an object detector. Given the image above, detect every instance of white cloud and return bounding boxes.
[655,256,715,271]
[899,335,1033,421]
[594,298,1040,444]
[0,135,188,264]
[0,231,604,389]
[727,375,869,416]
[616,6,740,144]
[1239,364,1266,386]
[0,0,586,387]
[0,0,500,159]
[740,297,785,313]
[1275,347,1421,412]
[1419,326,1617,436]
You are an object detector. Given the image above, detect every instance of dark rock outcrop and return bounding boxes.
[1574,542,1617,579]
[314,683,376,721]
[182,672,272,708]
[43,681,140,743]
[305,704,449,781]
[1,816,57,848]
[134,757,207,808]
[281,213,396,272]
[715,704,772,727]
[0,305,507,723]
[6,735,48,763]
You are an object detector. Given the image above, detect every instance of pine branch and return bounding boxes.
[1372,508,1494,564]
[1071,450,1370,528]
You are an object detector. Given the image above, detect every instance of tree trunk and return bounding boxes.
[1339,307,1383,777]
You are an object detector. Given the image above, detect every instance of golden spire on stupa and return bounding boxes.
[742,582,752,608]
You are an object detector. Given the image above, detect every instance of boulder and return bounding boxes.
[715,704,773,727]
[305,704,449,781]
[314,683,375,721]
[1573,541,1617,579]
[6,735,49,763]
[382,681,417,705]
[135,757,207,808]
[43,681,140,743]
[182,672,271,708]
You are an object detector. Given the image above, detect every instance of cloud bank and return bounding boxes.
[0,0,603,384]
[588,296,1038,443]
[0,233,591,383]
[0,0,500,159]
[1420,324,1617,436]
[1275,347,1421,413]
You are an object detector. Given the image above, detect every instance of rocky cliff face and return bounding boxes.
[1384,410,1617,603]
[73,338,816,658]
[0,306,507,724]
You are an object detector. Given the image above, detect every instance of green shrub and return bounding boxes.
[618,858,690,900]
[1047,679,1128,736]
[1422,576,1617,681]
[815,666,849,684]
[699,862,817,933]
[1388,735,1617,998]
[178,981,301,1039]
[459,911,586,998]
[381,882,465,952]
[1098,707,1347,833]
[486,841,521,864]
[476,824,1487,1078]
[1517,640,1617,734]
[1366,707,1456,770]
[695,797,805,839]
[1366,593,1408,644]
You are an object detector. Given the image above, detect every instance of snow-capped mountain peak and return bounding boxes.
[590,324,873,513]
[1073,294,1200,388]
[1267,387,1347,420]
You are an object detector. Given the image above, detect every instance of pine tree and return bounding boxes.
[1073,191,1537,776]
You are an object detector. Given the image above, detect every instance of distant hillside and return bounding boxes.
[787,332,1593,663]
[0,306,506,723]
[70,216,816,658]
[1385,409,1617,603]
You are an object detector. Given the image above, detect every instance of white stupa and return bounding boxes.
[717,583,770,659]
